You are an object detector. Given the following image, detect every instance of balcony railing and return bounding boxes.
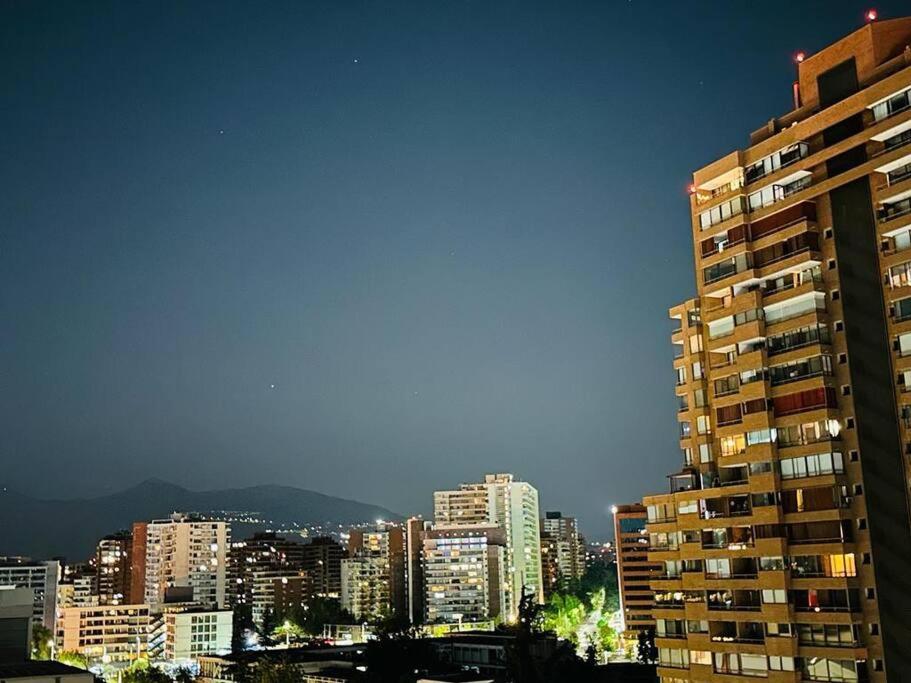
[880,198,911,223]
[767,325,830,356]
[886,163,911,188]
[744,142,810,185]
[708,602,761,611]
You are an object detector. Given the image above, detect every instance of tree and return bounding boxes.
[296,597,353,636]
[56,651,88,669]
[174,666,195,683]
[232,603,254,653]
[541,593,586,644]
[259,608,279,647]
[121,660,171,683]
[251,659,300,683]
[596,615,618,655]
[30,624,53,660]
[273,619,306,646]
[636,627,657,664]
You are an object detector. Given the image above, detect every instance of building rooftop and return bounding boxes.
[0,661,92,678]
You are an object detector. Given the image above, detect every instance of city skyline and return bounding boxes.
[4,1,908,540]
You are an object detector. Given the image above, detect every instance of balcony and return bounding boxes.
[707,590,761,612]
[753,231,820,271]
[872,86,911,124]
[769,356,831,387]
[882,128,911,156]
[748,173,812,214]
[767,324,831,356]
[704,254,752,286]
[750,200,816,242]
[886,163,911,189]
[744,142,810,185]
[880,197,911,224]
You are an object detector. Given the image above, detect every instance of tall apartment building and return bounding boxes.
[422,524,507,624]
[132,514,229,612]
[228,532,308,625]
[433,473,544,617]
[96,531,132,605]
[644,17,911,682]
[340,523,405,622]
[404,517,428,625]
[539,511,585,597]
[0,558,59,629]
[300,536,345,599]
[611,504,658,639]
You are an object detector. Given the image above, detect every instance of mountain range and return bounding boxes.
[0,478,400,560]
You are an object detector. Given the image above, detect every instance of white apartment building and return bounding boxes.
[136,515,229,612]
[0,558,59,629]
[163,608,232,662]
[433,474,543,617]
[56,604,150,663]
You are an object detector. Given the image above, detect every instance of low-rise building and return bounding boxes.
[56,604,150,664]
[163,608,232,662]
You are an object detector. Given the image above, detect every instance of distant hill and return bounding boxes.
[0,479,400,560]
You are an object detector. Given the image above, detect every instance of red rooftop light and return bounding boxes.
[687,184,696,195]
[795,51,806,63]
[866,8,878,21]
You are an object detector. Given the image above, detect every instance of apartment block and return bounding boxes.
[422,524,507,624]
[95,531,132,605]
[340,523,405,622]
[612,504,659,639]
[645,17,911,683]
[539,511,585,597]
[133,514,229,612]
[300,536,345,599]
[0,558,59,629]
[56,604,150,663]
[163,608,232,662]
[405,517,428,625]
[434,474,544,617]
[228,532,307,625]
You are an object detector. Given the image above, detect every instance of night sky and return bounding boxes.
[2,1,904,538]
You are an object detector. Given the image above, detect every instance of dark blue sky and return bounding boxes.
[2,1,903,538]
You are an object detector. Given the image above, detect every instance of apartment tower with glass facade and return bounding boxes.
[644,16,911,683]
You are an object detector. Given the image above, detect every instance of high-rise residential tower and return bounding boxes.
[340,523,406,622]
[611,504,659,640]
[95,531,132,605]
[434,473,544,618]
[132,514,229,612]
[422,524,507,624]
[300,536,346,599]
[644,17,911,683]
[539,511,586,596]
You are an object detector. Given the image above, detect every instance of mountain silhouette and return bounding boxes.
[0,479,400,560]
